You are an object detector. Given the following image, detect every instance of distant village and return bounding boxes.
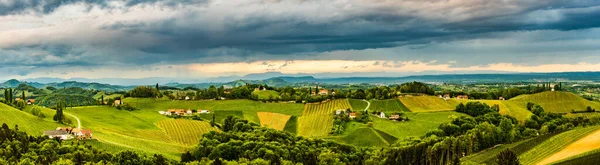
[44,127,92,140]
[159,109,211,116]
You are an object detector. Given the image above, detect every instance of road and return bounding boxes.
[65,112,81,129]
[362,99,370,111]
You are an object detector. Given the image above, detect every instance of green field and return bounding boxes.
[461,133,557,164]
[283,116,298,134]
[124,98,304,124]
[371,111,467,140]
[298,99,352,137]
[554,149,600,165]
[369,99,410,113]
[510,91,600,113]
[0,103,68,136]
[519,125,600,165]
[399,96,458,112]
[348,99,368,111]
[252,90,280,99]
[335,128,389,147]
[156,119,218,146]
[197,110,243,124]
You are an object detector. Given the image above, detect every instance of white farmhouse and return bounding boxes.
[44,130,70,140]
[380,112,386,118]
[199,110,211,114]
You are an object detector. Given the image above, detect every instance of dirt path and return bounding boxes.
[362,100,370,111]
[537,128,600,165]
[64,112,81,129]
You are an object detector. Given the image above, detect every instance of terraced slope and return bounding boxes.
[510,91,600,113]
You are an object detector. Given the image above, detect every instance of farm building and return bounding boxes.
[389,114,400,120]
[349,113,356,119]
[44,130,70,140]
[185,96,190,100]
[114,100,121,106]
[499,97,505,100]
[443,94,451,100]
[335,109,345,115]
[198,110,211,114]
[27,99,35,105]
[165,109,186,115]
[456,95,469,100]
[75,129,93,139]
[380,112,386,118]
[186,110,193,115]
[318,89,329,95]
[15,98,21,101]
[159,111,168,115]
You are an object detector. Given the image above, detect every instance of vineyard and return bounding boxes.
[156,119,218,146]
[399,96,458,112]
[257,112,292,131]
[0,103,65,135]
[519,125,600,165]
[298,99,352,137]
[303,99,352,116]
[537,127,600,165]
[298,115,333,137]
[369,99,410,113]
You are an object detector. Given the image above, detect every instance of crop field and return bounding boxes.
[123,98,304,124]
[554,149,600,165]
[399,96,458,112]
[252,90,280,99]
[519,125,600,165]
[510,91,600,113]
[0,103,66,135]
[369,99,410,113]
[298,115,333,137]
[461,133,556,164]
[303,99,352,116]
[257,112,291,130]
[372,111,467,140]
[283,116,298,134]
[537,127,600,165]
[156,119,218,146]
[336,128,389,147]
[348,99,368,111]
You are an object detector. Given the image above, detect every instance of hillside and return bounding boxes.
[399,96,458,112]
[0,103,67,136]
[369,99,410,113]
[519,125,600,165]
[510,91,600,113]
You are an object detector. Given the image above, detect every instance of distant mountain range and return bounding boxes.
[2,72,600,91]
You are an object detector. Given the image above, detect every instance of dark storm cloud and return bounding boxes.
[0,0,207,15]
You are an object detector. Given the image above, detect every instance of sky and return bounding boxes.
[2,0,600,80]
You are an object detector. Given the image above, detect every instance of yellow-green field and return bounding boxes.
[252,90,280,99]
[519,125,600,165]
[257,112,291,130]
[510,91,600,113]
[399,96,458,112]
[156,119,218,146]
[0,103,68,136]
[298,99,352,137]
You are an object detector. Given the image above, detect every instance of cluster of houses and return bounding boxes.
[378,112,401,120]
[159,109,211,116]
[311,89,331,96]
[335,109,356,118]
[43,127,92,140]
[438,94,469,100]
[14,98,35,105]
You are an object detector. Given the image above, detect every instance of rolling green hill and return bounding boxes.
[372,111,468,140]
[510,91,600,113]
[369,99,410,113]
[0,103,67,136]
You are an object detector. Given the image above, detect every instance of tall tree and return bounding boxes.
[53,100,65,123]
[22,91,25,100]
[496,149,520,165]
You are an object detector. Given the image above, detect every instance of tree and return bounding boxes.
[211,114,216,127]
[53,100,65,123]
[22,91,25,100]
[496,149,520,165]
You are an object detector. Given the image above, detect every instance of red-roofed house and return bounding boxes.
[318,89,329,95]
[457,95,469,100]
[75,129,93,139]
[27,99,35,105]
[349,112,356,119]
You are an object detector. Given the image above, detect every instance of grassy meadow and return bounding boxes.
[252,90,280,99]
[372,111,467,140]
[348,99,368,111]
[510,91,600,113]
